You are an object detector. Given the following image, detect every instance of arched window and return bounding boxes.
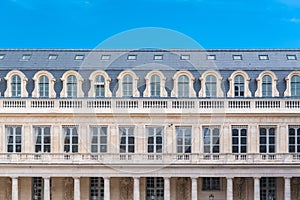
[122,74,133,97]
[94,75,105,97]
[291,75,300,97]
[39,75,49,98]
[205,75,217,97]
[67,75,77,98]
[150,74,161,97]
[262,75,272,97]
[234,75,244,97]
[11,75,21,97]
[178,75,189,97]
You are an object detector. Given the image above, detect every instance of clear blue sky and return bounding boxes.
[0,0,300,49]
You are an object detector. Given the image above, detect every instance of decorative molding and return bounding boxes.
[143,70,167,97]
[88,70,112,97]
[60,70,84,98]
[32,70,56,98]
[199,70,224,97]
[284,71,300,97]
[171,70,196,97]
[4,70,28,97]
[255,70,279,97]
[227,70,251,97]
[116,70,140,97]
[64,177,74,200]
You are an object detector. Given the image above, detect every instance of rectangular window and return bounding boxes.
[21,54,31,61]
[176,126,192,153]
[34,126,51,153]
[90,126,107,153]
[287,55,297,60]
[207,55,216,60]
[259,126,276,153]
[63,126,78,153]
[90,177,104,200]
[154,55,163,60]
[74,55,84,60]
[6,126,22,152]
[232,125,247,153]
[180,55,190,60]
[48,54,58,60]
[146,177,164,200]
[202,177,220,190]
[127,55,137,60]
[203,126,220,153]
[119,126,135,153]
[0,54,5,60]
[260,177,276,200]
[147,126,163,153]
[101,55,111,60]
[289,125,300,153]
[233,55,242,60]
[259,55,269,60]
[32,177,43,200]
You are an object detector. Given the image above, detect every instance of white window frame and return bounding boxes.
[90,126,108,153]
[260,177,276,200]
[34,126,51,153]
[116,71,140,97]
[255,71,279,97]
[63,126,79,153]
[171,71,196,98]
[146,126,164,153]
[203,126,220,153]
[227,70,251,97]
[32,177,44,200]
[143,71,167,97]
[88,70,112,98]
[284,71,300,97]
[199,71,224,97]
[119,126,135,153]
[60,71,84,98]
[288,125,300,153]
[6,125,22,152]
[32,71,56,98]
[176,126,192,153]
[232,125,247,153]
[259,126,276,153]
[4,70,28,97]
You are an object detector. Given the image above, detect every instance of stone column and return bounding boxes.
[254,177,260,200]
[134,177,140,200]
[104,177,110,200]
[191,177,198,200]
[227,177,233,200]
[43,177,51,200]
[74,177,80,200]
[11,177,18,200]
[284,177,291,200]
[164,177,171,200]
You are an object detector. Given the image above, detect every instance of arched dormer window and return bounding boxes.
[143,71,167,97]
[227,71,251,97]
[199,71,223,98]
[171,71,196,98]
[116,71,139,97]
[255,71,279,97]
[4,70,28,97]
[60,71,84,98]
[32,71,56,98]
[88,70,112,98]
[284,71,300,97]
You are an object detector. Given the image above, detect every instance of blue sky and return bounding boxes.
[0,0,300,49]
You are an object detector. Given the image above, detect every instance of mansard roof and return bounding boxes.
[0,49,299,71]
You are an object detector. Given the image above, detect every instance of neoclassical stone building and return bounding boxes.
[0,49,299,200]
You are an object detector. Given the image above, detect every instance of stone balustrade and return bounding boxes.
[0,98,299,114]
